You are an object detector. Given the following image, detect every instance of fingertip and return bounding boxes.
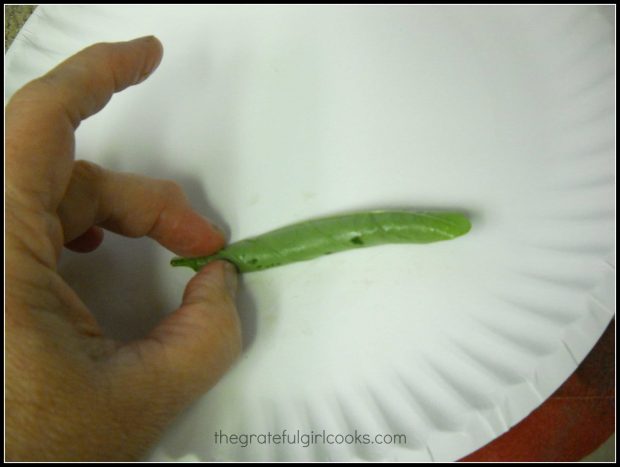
[207,260,238,298]
[169,212,227,258]
[129,34,160,44]
[183,259,237,306]
[121,35,163,85]
[137,35,164,82]
[198,215,228,250]
[221,261,238,297]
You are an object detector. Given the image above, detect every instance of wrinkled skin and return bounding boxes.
[5,36,241,461]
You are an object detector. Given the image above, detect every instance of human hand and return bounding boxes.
[5,36,241,461]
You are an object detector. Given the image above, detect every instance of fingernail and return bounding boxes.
[201,216,227,239]
[212,223,227,238]
[223,262,238,297]
[134,35,163,83]
[136,71,152,84]
[131,35,157,43]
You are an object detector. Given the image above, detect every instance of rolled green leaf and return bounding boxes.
[171,210,471,273]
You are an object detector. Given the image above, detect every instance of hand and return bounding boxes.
[5,36,241,461]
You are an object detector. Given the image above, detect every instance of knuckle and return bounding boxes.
[159,180,185,201]
[80,42,115,67]
[9,77,59,110]
[73,160,104,186]
[86,42,111,54]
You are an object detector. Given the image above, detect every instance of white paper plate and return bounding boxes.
[6,5,615,461]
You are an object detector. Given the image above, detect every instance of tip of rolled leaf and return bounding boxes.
[170,257,194,269]
[457,215,472,236]
[437,212,472,238]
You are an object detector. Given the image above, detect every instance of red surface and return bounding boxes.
[461,319,615,462]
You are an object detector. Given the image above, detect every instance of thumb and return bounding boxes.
[108,261,241,418]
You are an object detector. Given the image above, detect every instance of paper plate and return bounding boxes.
[5,5,614,461]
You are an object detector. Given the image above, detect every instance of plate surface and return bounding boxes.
[5,5,614,461]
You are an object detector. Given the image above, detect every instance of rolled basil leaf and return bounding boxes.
[171,210,471,273]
